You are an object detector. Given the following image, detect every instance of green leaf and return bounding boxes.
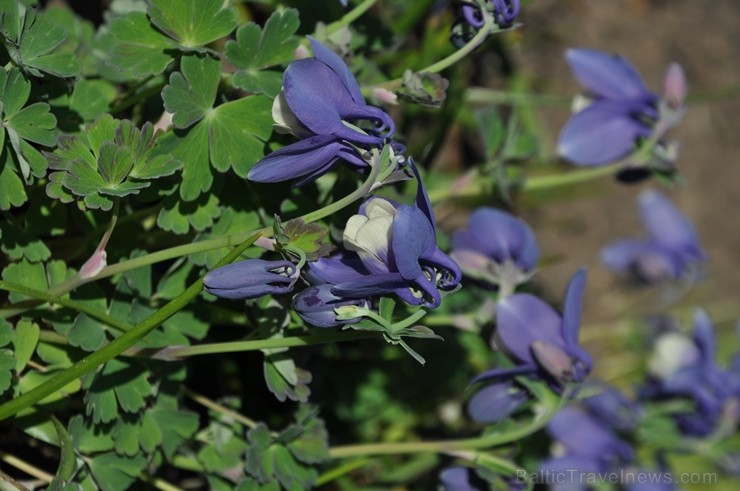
[158,123,212,201]
[279,219,333,262]
[1,259,69,303]
[68,415,115,453]
[157,190,221,234]
[70,80,118,121]
[139,410,163,453]
[208,96,274,177]
[18,369,82,403]
[88,452,147,491]
[0,349,15,395]
[263,354,312,403]
[225,9,299,96]
[0,319,12,347]
[0,155,27,209]
[67,314,107,352]
[6,102,58,146]
[189,207,260,268]
[147,0,237,49]
[12,320,39,372]
[0,69,30,118]
[0,218,51,262]
[272,445,318,490]
[106,11,176,77]
[111,417,140,456]
[245,424,274,483]
[149,407,199,460]
[84,358,152,423]
[286,407,329,465]
[162,53,220,128]
[16,10,79,77]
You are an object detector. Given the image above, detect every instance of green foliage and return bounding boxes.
[0,2,80,77]
[244,407,329,490]
[46,115,182,211]
[225,8,300,97]
[0,67,57,208]
[161,53,273,201]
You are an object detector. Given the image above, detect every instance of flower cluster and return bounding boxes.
[248,37,400,186]
[602,189,706,284]
[640,309,740,437]
[205,39,461,331]
[558,48,686,172]
[295,162,462,326]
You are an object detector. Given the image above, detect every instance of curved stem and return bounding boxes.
[0,160,381,321]
[374,12,498,91]
[0,234,260,422]
[326,0,378,36]
[328,387,569,458]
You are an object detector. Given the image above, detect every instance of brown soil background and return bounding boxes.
[443,0,740,385]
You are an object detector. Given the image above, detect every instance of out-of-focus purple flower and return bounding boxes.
[339,0,348,7]
[640,309,738,436]
[546,406,634,470]
[582,382,643,432]
[473,269,592,386]
[466,379,529,424]
[453,1,521,49]
[292,284,369,328]
[204,259,298,300]
[308,164,461,309]
[602,189,706,283]
[439,467,488,491]
[558,48,685,168]
[249,38,397,184]
[451,207,538,291]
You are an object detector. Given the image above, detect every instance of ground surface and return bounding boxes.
[466,0,740,383]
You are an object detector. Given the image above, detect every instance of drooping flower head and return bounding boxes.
[305,162,461,309]
[451,207,539,292]
[601,189,706,284]
[292,284,369,328]
[249,38,399,185]
[472,268,593,387]
[558,48,686,169]
[203,259,298,300]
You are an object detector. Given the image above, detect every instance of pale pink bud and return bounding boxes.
[664,63,687,108]
[371,87,398,105]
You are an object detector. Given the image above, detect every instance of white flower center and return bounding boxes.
[344,199,397,265]
[648,332,700,380]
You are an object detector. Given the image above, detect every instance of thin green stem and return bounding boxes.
[465,87,572,107]
[325,0,378,36]
[183,387,259,429]
[316,458,374,486]
[375,11,497,91]
[0,281,132,334]
[523,162,621,191]
[1,159,381,321]
[153,330,381,359]
[0,234,260,422]
[0,450,54,482]
[328,388,569,458]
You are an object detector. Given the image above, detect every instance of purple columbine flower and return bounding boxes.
[581,382,643,432]
[203,259,298,300]
[472,268,592,387]
[451,207,539,292]
[307,163,461,309]
[640,309,738,436]
[292,284,369,328]
[601,189,706,283]
[249,38,397,185]
[558,48,685,168]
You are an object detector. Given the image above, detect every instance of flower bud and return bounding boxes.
[293,284,369,328]
[203,259,297,300]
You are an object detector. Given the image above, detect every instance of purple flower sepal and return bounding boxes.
[203,259,297,300]
[324,163,461,309]
[558,48,684,168]
[472,269,592,386]
[582,382,643,432]
[461,0,521,29]
[451,207,538,289]
[292,284,369,328]
[439,467,488,491]
[249,38,397,184]
[602,189,706,283]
